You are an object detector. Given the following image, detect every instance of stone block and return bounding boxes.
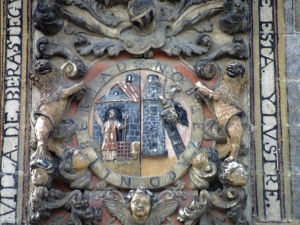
[295,0,300,32]
[291,174,300,219]
[287,80,300,125]
[289,126,300,173]
[286,35,300,78]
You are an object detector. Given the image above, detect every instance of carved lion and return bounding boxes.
[30,59,86,170]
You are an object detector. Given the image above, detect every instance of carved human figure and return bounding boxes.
[30,59,87,170]
[59,147,93,190]
[102,108,128,160]
[159,86,188,127]
[158,85,189,158]
[195,61,246,162]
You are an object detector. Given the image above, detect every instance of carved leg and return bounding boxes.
[47,138,64,158]
[218,137,232,159]
[224,116,243,162]
[34,115,53,169]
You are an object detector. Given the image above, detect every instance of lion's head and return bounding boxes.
[34,59,53,75]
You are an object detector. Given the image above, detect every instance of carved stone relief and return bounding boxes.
[29,0,250,224]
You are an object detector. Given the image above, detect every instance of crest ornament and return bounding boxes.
[29,0,251,224]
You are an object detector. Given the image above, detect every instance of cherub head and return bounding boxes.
[31,168,53,188]
[220,161,248,186]
[125,187,157,220]
[63,147,90,172]
[191,149,209,171]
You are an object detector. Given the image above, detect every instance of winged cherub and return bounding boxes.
[103,187,178,225]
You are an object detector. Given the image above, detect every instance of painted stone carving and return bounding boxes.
[77,59,199,188]
[59,147,94,190]
[101,108,128,160]
[142,74,167,157]
[29,0,251,223]
[103,187,178,225]
[29,187,102,225]
[30,59,87,170]
[195,60,247,162]
[32,0,249,58]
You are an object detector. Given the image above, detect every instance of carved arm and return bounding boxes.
[61,81,87,99]
[195,81,220,100]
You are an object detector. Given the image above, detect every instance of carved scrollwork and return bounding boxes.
[207,36,249,60]
[177,186,248,225]
[29,187,102,225]
[59,147,94,190]
[33,0,249,58]
[36,37,87,78]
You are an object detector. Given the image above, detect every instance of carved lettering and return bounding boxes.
[76,123,88,130]
[1,0,22,221]
[188,141,201,150]
[150,177,160,187]
[4,126,19,137]
[155,62,167,73]
[184,86,195,96]
[134,59,145,68]
[103,168,111,180]
[172,72,183,82]
[100,73,112,82]
[167,171,176,181]
[80,141,91,149]
[120,176,131,187]
[4,111,19,124]
[116,62,127,72]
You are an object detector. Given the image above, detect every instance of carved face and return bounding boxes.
[222,161,248,186]
[130,192,151,220]
[108,110,117,119]
[225,61,245,78]
[227,165,248,186]
[31,168,49,186]
[72,150,90,171]
[35,59,53,75]
[191,150,208,170]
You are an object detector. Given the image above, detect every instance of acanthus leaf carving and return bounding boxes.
[70,0,123,26]
[33,0,250,57]
[161,35,212,57]
[74,34,125,57]
[29,187,102,225]
[36,37,87,78]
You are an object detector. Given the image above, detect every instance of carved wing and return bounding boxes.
[147,199,179,225]
[103,199,133,225]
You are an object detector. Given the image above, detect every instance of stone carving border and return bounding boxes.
[252,0,290,222]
